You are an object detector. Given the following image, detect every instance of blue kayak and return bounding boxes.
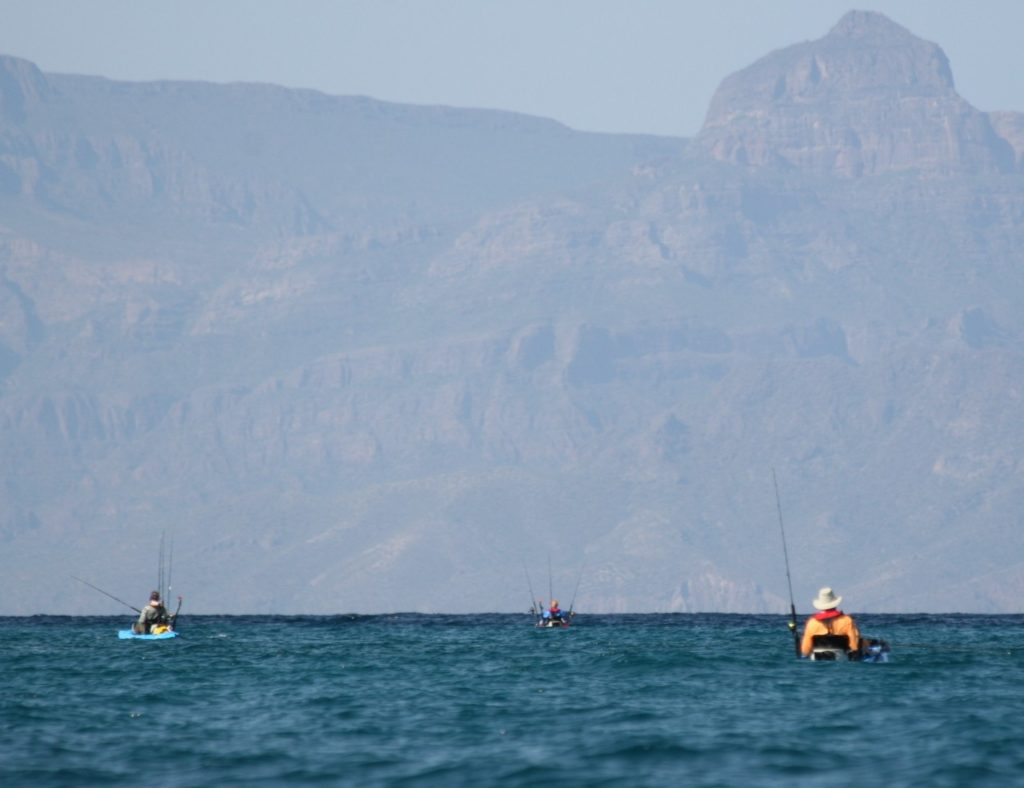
[118,630,178,640]
[860,641,891,663]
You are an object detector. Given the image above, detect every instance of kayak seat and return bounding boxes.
[810,634,852,661]
[811,634,851,650]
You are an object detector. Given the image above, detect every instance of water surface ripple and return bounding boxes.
[2,614,1022,786]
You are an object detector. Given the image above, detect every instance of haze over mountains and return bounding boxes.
[2,11,1022,615]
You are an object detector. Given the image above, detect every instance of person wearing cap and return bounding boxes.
[800,587,860,657]
[133,590,171,634]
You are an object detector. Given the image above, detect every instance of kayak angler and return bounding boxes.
[799,586,891,662]
[133,590,182,635]
[121,531,183,639]
[800,587,860,659]
[72,575,184,640]
[539,598,572,628]
[119,589,182,640]
[522,561,582,628]
[771,470,889,662]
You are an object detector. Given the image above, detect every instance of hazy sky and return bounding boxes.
[2,1,1022,137]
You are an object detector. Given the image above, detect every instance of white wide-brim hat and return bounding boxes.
[812,587,842,610]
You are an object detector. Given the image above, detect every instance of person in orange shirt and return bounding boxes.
[800,587,860,658]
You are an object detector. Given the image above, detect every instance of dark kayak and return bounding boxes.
[810,635,890,662]
[535,618,572,629]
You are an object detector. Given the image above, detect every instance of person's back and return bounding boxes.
[134,591,169,634]
[800,587,860,658]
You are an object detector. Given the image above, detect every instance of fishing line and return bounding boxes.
[72,576,141,613]
[568,560,586,617]
[895,642,1019,654]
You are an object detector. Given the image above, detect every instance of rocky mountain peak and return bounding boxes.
[830,9,929,43]
[0,55,50,124]
[698,11,1012,176]
[820,10,955,93]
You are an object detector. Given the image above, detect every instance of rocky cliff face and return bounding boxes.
[0,55,50,123]
[990,111,1024,168]
[699,11,1015,176]
[2,14,1023,615]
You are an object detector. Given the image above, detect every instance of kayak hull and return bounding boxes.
[118,630,178,640]
[809,639,890,662]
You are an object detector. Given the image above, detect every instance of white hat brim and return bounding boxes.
[812,595,841,610]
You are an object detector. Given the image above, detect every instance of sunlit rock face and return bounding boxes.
[699,11,1014,176]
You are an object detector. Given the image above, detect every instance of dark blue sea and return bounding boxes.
[2,614,1023,786]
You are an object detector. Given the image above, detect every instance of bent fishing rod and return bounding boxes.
[772,468,801,658]
[72,576,141,613]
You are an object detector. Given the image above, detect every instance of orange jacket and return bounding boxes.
[800,611,860,657]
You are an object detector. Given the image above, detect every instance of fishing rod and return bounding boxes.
[157,532,165,602]
[170,594,183,630]
[522,562,540,621]
[159,532,180,630]
[166,533,174,603]
[72,576,141,614]
[567,561,585,619]
[772,468,801,658]
[548,554,553,608]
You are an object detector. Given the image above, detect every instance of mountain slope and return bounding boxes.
[1,13,1022,615]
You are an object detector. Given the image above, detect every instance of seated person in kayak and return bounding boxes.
[133,590,170,634]
[800,587,860,657]
[548,599,566,622]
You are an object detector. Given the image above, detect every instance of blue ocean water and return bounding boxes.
[2,614,1023,786]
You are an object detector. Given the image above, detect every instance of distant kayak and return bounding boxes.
[535,618,571,629]
[118,630,178,640]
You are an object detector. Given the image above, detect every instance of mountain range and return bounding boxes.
[2,10,1022,614]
